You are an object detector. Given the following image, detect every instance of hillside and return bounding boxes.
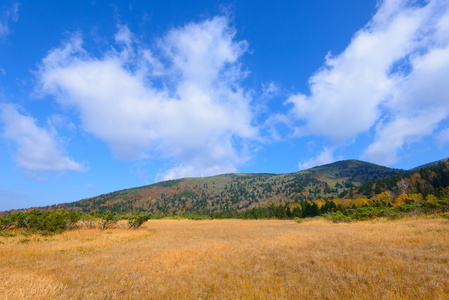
[357,159,449,199]
[43,159,405,214]
[298,159,402,183]
[409,158,449,171]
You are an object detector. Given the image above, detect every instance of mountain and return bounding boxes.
[298,159,403,183]
[409,158,449,171]
[357,158,449,200]
[44,159,406,214]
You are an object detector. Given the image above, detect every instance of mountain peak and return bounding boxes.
[35,158,406,215]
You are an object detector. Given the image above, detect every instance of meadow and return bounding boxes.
[1,217,448,299]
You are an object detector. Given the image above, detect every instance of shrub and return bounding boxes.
[1,209,81,233]
[0,215,14,231]
[128,213,153,229]
[327,211,351,223]
[182,213,211,220]
[81,213,97,229]
[8,212,27,228]
[98,212,118,230]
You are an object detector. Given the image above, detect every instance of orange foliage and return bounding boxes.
[393,193,423,206]
[393,194,410,207]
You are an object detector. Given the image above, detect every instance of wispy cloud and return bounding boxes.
[0,103,85,172]
[280,0,449,166]
[437,128,449,146]
[298,147,340,171]
[0,2,19,39]
[38,16,258,180]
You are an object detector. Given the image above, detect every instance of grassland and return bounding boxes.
[1,218,449,299]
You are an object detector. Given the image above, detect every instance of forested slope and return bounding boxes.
[34,160,405,215]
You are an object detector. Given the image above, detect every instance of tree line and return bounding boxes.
[3,196,448,235]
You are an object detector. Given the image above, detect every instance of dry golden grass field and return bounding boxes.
[1,217,449,299]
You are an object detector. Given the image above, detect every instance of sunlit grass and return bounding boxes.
[1,218,448,299]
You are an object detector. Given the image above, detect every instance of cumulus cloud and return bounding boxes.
[298,147,340,171]
[38,16,258,180]
[0,104,84,171]
[0,2,19,39]
[282,0,449,166]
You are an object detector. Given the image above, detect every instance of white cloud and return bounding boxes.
[38,16,258,180]
[261,81,278,99]
[298,147,340,171]
[0,2,19,39]
[437,127,449,146]
[48,114,76,131]
[281,0,449,165]
[361,111,446,165]
[0,103,84,172]
[157,162,237,181]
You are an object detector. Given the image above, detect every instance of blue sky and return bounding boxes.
[1,0,449,211]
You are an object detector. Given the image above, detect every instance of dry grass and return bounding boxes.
[1,217,449,299]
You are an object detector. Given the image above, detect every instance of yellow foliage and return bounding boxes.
[351,197,372,208]
[313,198,326,208]
[393,193,423,206]
[393,194,411,207]
[409,173,427,194]
[425,194,438,202]
[329,198,342,207]
[287,203,302,211]
[373,192,392,204]
[408,193,423,204]
[332,198,352,208]
[332,197,375,208]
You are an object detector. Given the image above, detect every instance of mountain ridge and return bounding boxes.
[409,158,449,171]
[7,158,449,216]
[36,159,406,214]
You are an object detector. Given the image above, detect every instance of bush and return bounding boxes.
[420,198,449,213]
[81,213,97,229]
[128,213,153,229]
[182,213,211,220]
[0,209,82,233]
[98,212,118,230]
[351,207,378,221]
[0,215,15,230]
[7,212,27,229]
[327,211,352,223]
